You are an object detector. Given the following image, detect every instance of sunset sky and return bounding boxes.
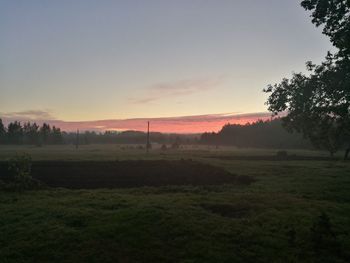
[0,1,332,132]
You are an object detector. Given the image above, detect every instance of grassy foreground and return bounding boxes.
[1,145,350,262]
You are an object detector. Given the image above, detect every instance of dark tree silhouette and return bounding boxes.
[51,126,63,144]
[0,120,199,146]
[200,119,310,149]
[264,1,350,157]
[0,121,64,145]
[23,122,40,145]
[40,123,51,144]
[7,121,23,144]
[301,0,350,57]
[0,119,6,143]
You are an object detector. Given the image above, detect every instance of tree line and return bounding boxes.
[0,119,199,146]
[0,119,63,145]
[1,116,345,153]
[63,130,198,145]
[200,119,312,149]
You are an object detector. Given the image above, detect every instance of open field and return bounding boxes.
[0,144,342,161]
[1,145,350,262]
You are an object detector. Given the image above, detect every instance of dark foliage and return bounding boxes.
[264,1,350,156]
[200,119,311,149]
[7,121,23,144]
[264,54,350,155]
[0,154,42,191]
[301,0,350,57]
[62,130,199,145]
[0,120,63,145]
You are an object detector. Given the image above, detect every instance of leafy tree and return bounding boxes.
[301,0,350,57]
[23,122,40,145]
[264,1,350,157]
[0,119,6,143]
[7,121,23,144]
[264,55,349,156]
[40,123,51,144]
[51,126,63,144]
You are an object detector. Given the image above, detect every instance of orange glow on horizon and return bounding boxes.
[43,113,272,133]
[1,112,273,134]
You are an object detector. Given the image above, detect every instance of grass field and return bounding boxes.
[1,145,350,262]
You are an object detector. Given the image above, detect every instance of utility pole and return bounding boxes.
[76,129,79,149]
[146,121,150,153]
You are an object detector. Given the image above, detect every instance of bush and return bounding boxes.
[2,153,42,191]
[8,153,32,179]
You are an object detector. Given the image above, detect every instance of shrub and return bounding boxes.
[8,153,32,180]
[3,153,42,191]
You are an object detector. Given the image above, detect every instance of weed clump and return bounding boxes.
[310,212,341,258]
[0,154,42,191]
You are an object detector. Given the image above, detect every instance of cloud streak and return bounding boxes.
[0,110,56,121]
[1,111,272,133]
[130,76,225,104]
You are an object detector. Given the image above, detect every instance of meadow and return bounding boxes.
[1,144,350,262]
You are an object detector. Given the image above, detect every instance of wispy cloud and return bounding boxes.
[130,76,225,104]
[1,111,273,133]
[0,110,56,121]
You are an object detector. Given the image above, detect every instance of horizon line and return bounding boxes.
[1,111,274,133]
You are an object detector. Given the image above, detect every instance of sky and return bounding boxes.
[0,0,333,132]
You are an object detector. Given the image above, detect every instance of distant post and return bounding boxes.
[146,121,150,153]
[76,129,79,149]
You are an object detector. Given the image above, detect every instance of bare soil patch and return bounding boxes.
[0,160,253,189]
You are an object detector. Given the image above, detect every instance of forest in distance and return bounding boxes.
[0,118,312,149]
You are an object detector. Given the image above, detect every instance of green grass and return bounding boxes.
[0,144,339,161]
[1,145,350,262]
